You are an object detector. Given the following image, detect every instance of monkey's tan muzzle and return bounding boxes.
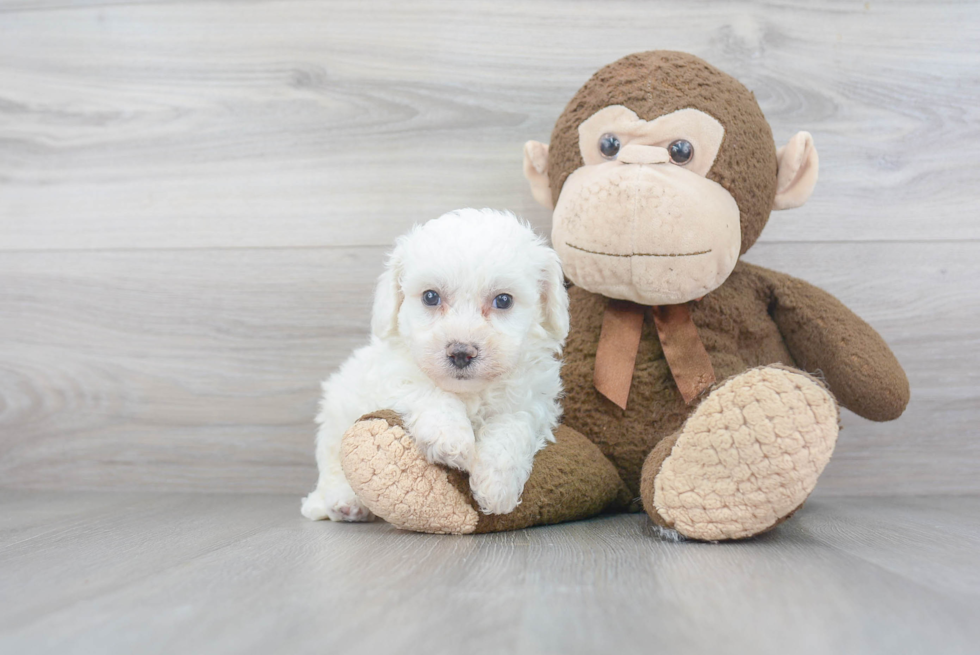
[552,163,742,306]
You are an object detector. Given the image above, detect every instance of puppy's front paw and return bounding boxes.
[301,483,375,522]
[410,412,475,471]
[469,462,527,515]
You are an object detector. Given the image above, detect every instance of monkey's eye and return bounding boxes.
[598,133,621,159]
[492,293,513,310]
[668,139,694,165]
[422,290,441,307]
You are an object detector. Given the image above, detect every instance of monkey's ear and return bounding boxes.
[773,131,819,210]
[523,141,553,210]
[370,250,404,339]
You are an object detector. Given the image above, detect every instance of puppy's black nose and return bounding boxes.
[447,343,479,369]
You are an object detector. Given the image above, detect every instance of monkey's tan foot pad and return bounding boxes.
[341,412,631,535]
[650,366,839,541]
[340,410,480,535]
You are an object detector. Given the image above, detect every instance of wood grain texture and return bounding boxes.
[0,0,978,495]
[0,0,979,250]
[0,491,978,655]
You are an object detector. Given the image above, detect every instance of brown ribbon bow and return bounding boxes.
[593,299,716,410]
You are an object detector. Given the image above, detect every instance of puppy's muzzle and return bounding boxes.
[447,343,479,370]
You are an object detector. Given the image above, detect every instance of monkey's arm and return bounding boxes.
[756,265,909,421]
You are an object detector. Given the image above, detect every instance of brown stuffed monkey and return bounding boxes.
[339,51,909,540]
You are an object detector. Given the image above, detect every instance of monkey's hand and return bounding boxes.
[764,267,909,422]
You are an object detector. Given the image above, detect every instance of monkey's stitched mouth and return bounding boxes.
[565,242,712,258]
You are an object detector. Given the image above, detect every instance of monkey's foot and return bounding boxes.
[640,365,839,541]
[341,411,632,535]
[341,411,480,535]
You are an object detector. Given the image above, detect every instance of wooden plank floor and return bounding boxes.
[1,491,978,655]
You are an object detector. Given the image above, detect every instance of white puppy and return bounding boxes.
[301,208,570,522]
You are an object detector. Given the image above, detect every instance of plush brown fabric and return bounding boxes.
[561,261,908,496]
[354,412,631,533]
[358,409,407,428]
[446,425,632,533]
[763,269,911,421]
[547,51,778,254]
[638,431,679,529]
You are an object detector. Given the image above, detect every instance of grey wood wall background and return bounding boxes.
[1,0,977,496]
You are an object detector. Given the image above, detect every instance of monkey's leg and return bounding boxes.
[340,411,631,534]
[639,365,839,541]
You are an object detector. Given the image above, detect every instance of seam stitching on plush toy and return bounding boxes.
[565,242,711,258]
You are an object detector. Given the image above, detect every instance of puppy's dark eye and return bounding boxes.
[493,294,513,310]
[422,290,441,306]
[598,133,621,159]
[668,139,694,165]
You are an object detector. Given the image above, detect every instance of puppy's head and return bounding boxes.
[372,208,569,393]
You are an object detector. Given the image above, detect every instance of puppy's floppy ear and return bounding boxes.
[371,248,404,339]
[538,247,570,346]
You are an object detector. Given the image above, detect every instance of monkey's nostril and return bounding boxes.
[447,343,479,369]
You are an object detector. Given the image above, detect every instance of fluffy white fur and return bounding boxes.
[301,208,570,522]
